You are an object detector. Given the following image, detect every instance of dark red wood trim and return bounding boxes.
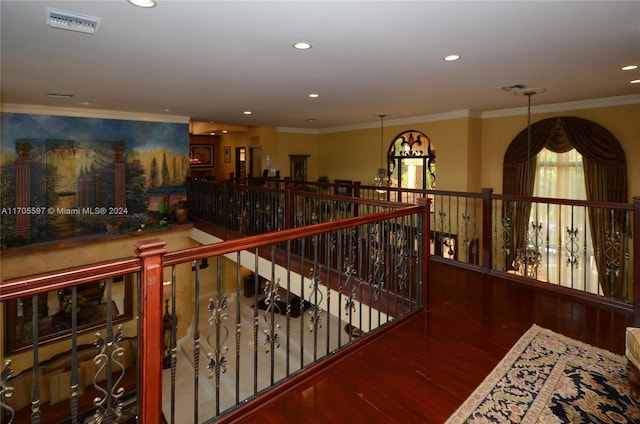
[417,197,431,309]
[0,258,141,301]
[633,196,640,326]
[481,188,493,276]
[164,205,426,267]
[135,238,167,424]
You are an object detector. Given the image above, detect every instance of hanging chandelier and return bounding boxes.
[374,114,390,191]
[512,86,546,277]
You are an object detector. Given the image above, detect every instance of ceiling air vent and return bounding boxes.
[46,7,101,34]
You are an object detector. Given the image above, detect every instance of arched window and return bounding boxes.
[503,116,629,299]
[531,148,599,294]
[387,130,436,197]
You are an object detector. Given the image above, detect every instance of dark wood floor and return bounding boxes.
[225,261,634,424]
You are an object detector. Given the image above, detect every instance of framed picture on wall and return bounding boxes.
[224,146,231,163]
[190,145,213,167]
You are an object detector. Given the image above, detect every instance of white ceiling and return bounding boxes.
[1,1,639,131]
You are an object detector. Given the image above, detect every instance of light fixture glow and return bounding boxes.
[243,111,252,115]
[308,93,319,98]
[293,41,312,50]
[621,65,638,71]
[443,54,460,62]
[128,0,157,8]
[631,79,640,84]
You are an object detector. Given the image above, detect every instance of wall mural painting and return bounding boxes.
[0,113,190,248]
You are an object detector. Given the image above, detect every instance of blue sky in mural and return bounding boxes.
[0,113,188,155]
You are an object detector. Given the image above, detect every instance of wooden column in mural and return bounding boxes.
[114,144,126,221]
[14,142,31,240]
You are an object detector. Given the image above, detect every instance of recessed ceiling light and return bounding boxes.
[443,54,460,62]
[631,79,640,84]
[305,118,318,123]
[308,93,319,98]
[79,101,94,106]
[128,0,157,8]
[243,111,252,115]
[293,41,312,50]
[621,65,638,71]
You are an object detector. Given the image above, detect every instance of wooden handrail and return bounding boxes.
[0,258,140,301]
[164,205,425,266]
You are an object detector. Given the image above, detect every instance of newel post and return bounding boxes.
[417,197,431,310]
[135,238,167,424]
[633,196,640,327]
[353,181,361,199]
[285,183,294,230]
[481,188,494,275]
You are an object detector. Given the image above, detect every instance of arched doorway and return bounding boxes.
[387,130,436,195]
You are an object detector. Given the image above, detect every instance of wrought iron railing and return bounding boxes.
[161,205,427,422]
[491,193,636,303]
[0,203,428,423]
[188,180,408,239]
[191,178,638,312]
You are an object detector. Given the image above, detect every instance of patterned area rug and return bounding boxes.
[446,324,640,423]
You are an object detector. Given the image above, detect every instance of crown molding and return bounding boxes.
[0,103,190,124]
[280,110,477,135]
[277,127,320,135]
[481,94,640,119]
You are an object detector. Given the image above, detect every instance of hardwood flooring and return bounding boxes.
[225,261,634,424]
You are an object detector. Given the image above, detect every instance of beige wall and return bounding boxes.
[480,103,640,195]
[295,102,640,197]
[1,227,197,373]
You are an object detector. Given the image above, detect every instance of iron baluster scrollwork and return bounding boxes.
[262,279,282,353]
[1,360,15,423]
[344,228,358,315]
[528,221,544,252]
[394,228,409,291]
[501,216,512,258]
[277,205,285,231]
[566,226,580,268]
[264,202,272,233]
[605,230,621,279]
[206,294,229,377]
[295,211,304,228]
[91,325,127,423]
[307,266,324,332]
[368,224,385,301]
[461,211,473,258]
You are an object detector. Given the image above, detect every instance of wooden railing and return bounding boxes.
[0,203,429,423]
[191,178,639,325]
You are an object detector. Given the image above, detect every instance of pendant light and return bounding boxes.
[513,87,546,195]
[512,86,546,277]
[374,114,389,190]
